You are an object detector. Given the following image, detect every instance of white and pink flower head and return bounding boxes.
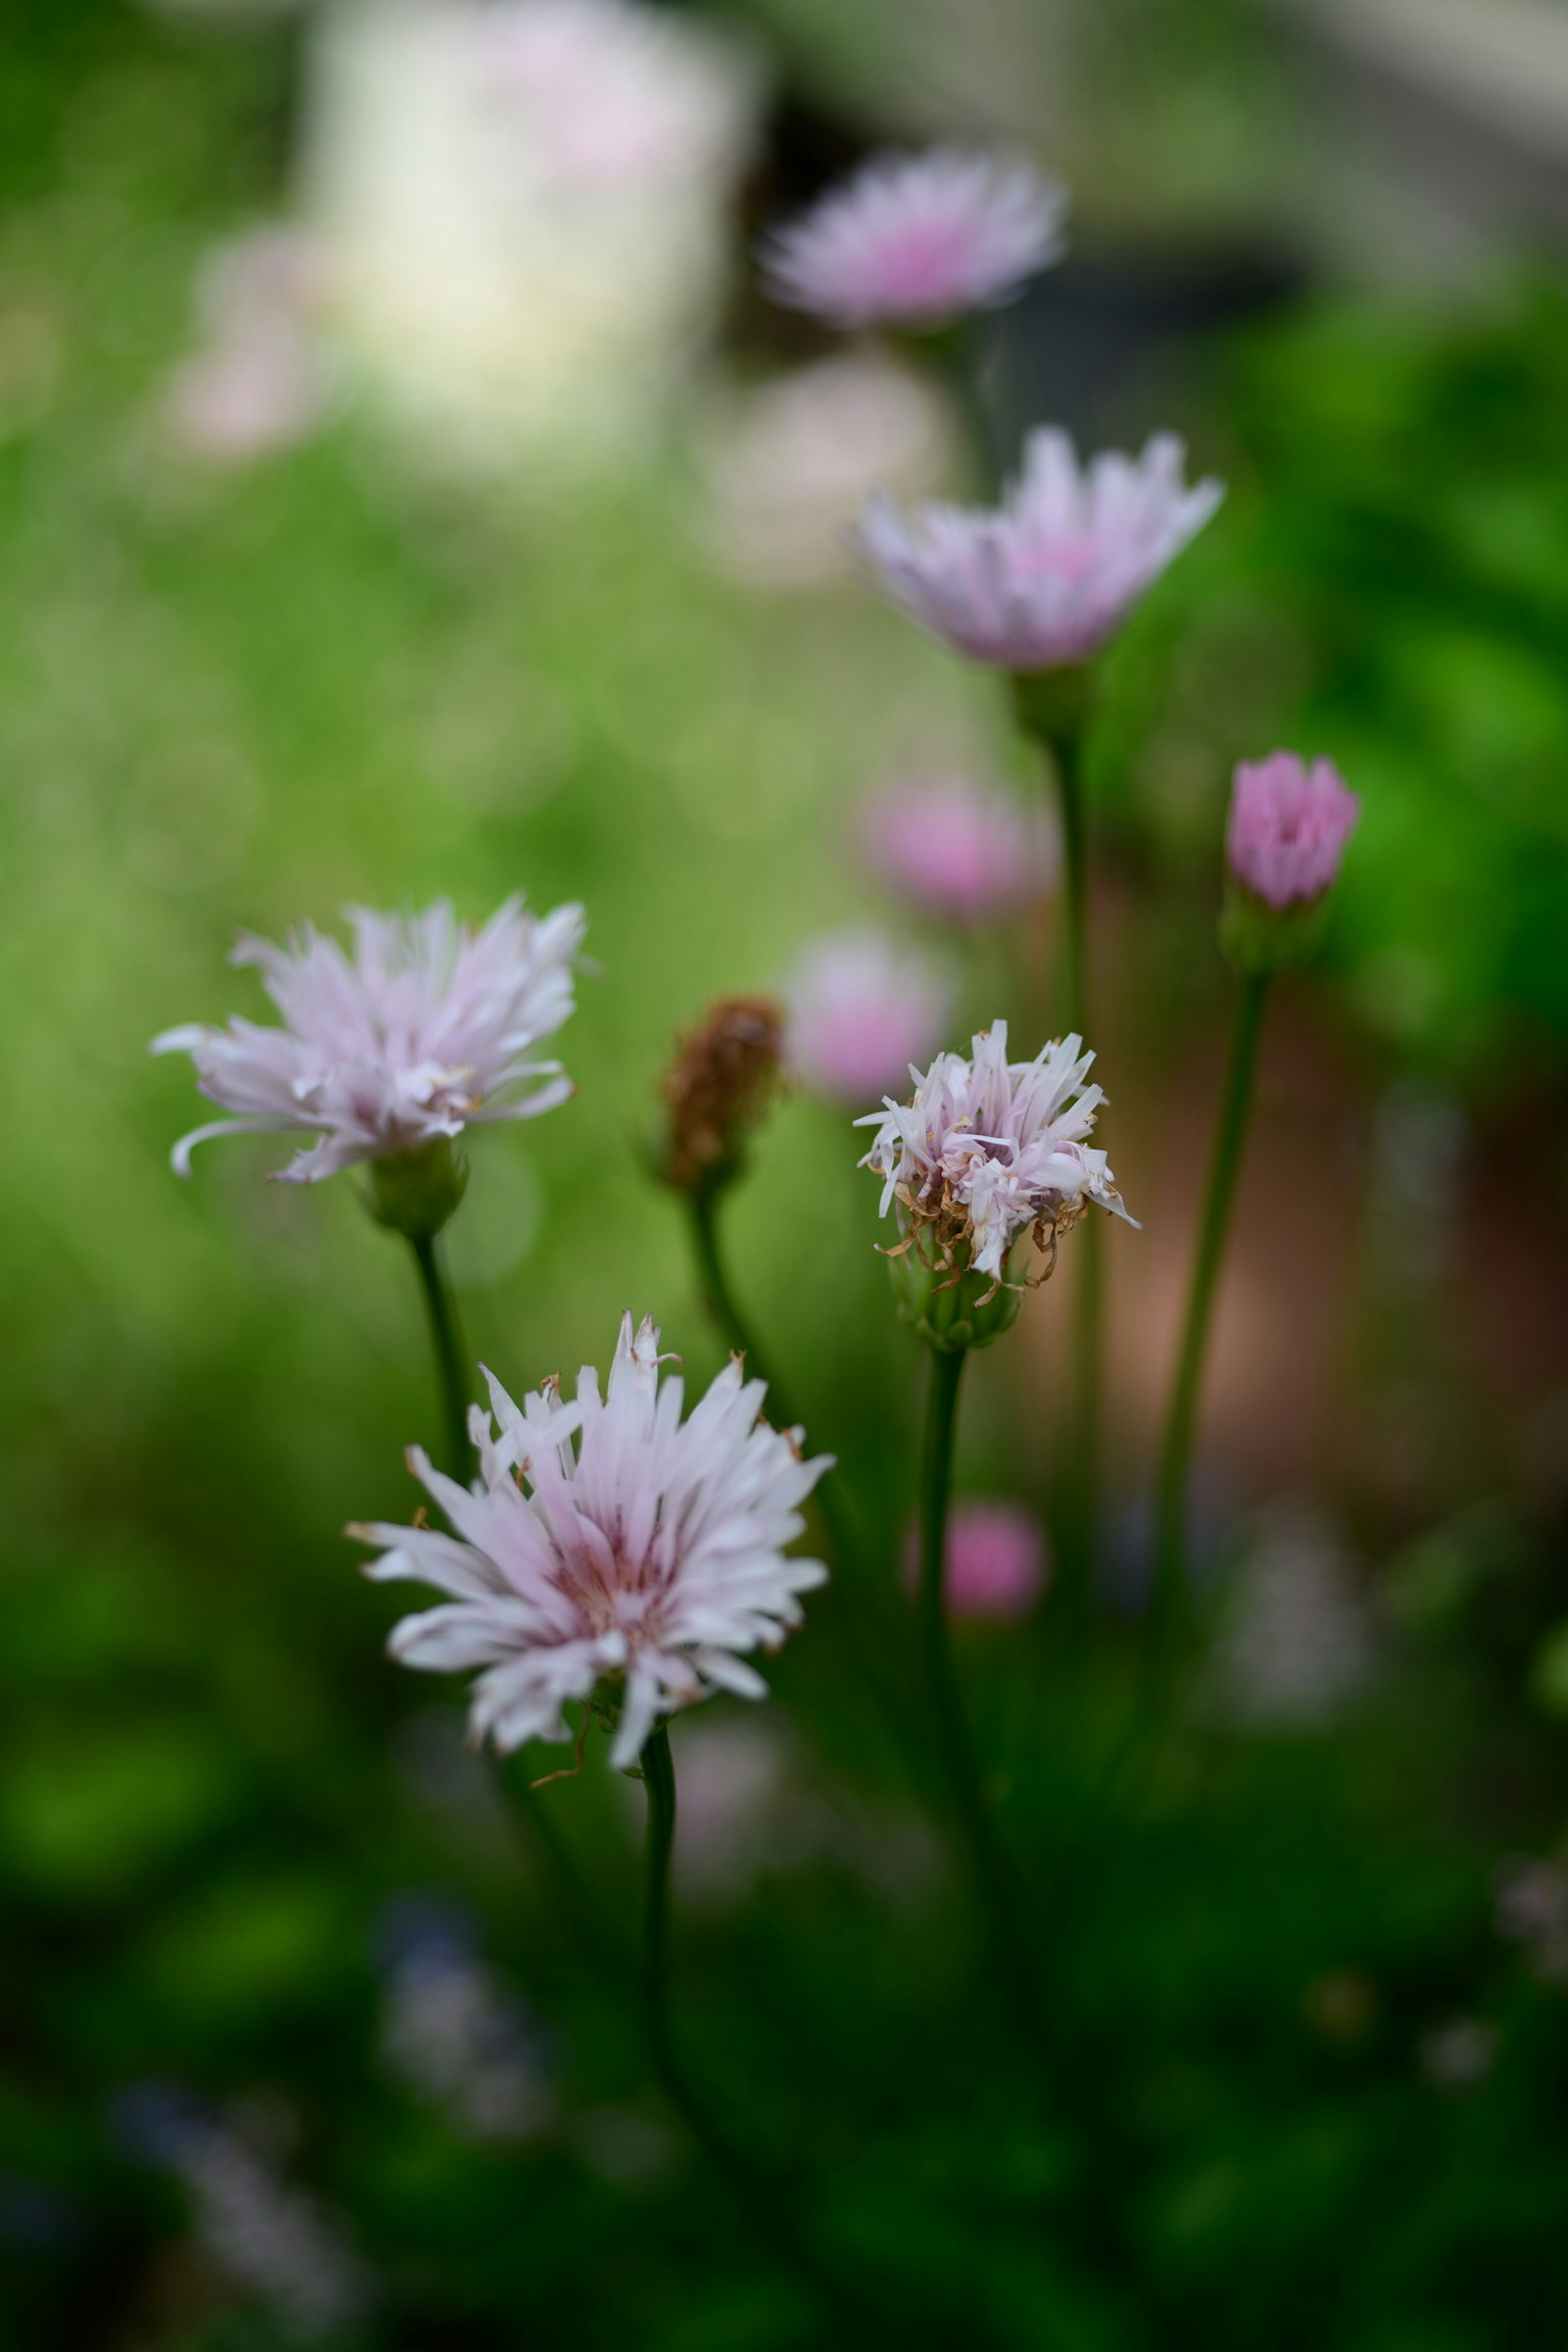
[784,930,953,1107]
[760,147,1066,333]
[154,895,584,1183]
[350,1314,831,1768]
[858,426,1223,673]
[858,1020,1136,1287]
[904,1499,1049,1620]
[1226,751,1359,909]
[860,772,1058,924]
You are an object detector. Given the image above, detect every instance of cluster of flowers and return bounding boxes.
[156,131,1361,1779]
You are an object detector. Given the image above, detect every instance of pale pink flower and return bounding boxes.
[858,1020,1135,1283]
[1226,751,1359,909]
[760,148,1065,332]
[858,427,1223,671]
[163,226,330,465]
[351,1314,831,1769]
[903,1500,1049,1619]
[154,897,584,1182]
[860,773,1058,923]
[784,930,953,1106]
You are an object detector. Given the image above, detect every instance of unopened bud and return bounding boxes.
[888,1238,1023,1354]
[659,995,784,1200]
[1221,751,1359,976]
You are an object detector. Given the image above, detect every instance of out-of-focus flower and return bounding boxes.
[659,994,783,1197]
[860,773,1058,924]
[377,1900,554,2142]
[351,1313,831,1768]
[858,427,1223,672]
[1226,751,1360,909]
[859,1021,1134,1289]
[1211,1511,1376,1726]
[303,0,760,467]
[697,351,948,589]
[903,1499,1049,1619]
[784,931,952,1107]
[760,148,1065,332]
[154,896,583,1184]
[1419,2015,1499,2092]
[163,227,331,465]
[1495,1854,1568,1987]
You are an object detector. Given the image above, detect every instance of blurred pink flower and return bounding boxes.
[858,427,1223,671]
[164,227,329,465]
[1226,751,1360,909]
[351,1314,831,1768]
[784,931,953,1106]
[904,1500,1049,1619]
[858,1020,1136,1283]
[760,148,1065,332]
[860,773,1058,923]
[154,896,584,1182]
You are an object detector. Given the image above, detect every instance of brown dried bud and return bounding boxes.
[659,995,784,1197]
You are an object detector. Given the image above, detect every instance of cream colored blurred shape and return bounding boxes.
[301,0,761,468]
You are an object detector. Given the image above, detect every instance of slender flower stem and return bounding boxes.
[1151,970,1271,1624]
[407,1231,473,1480]
[688,1192,792,1422]
[1052,723,1090,1044]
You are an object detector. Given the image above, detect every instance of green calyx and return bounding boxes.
[1011,662,1096,755]
[1219,876,1333,977]
[889,1240,1023,1355]
[364,1136,470,1243]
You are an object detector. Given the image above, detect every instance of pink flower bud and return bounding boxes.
[903,1501,1050,1620]
[1226,752,1359,910]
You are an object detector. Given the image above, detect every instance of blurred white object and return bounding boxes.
[179,2115,373,2339]
[1212,1508,1376,1726]
[163,227,331,464]
[698,351,949,589]
[302,0,761,468]
[382,1946,554,2141]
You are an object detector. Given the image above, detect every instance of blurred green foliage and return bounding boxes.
[2,8,1568,2352]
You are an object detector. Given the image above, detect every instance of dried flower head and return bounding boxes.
[760,147,1066,332]
[659,994,784,1196]
[351,1314,831,1770]
[858,1020,1134,1292]
[858,427,1223,672]
[154,896,583,1184]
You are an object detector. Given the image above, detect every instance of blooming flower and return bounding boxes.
[858,427,1223,671]
[784,930,953,1106]
[351,1314,831,1768]
[1226,751,1360,909]
[760,147,1065,332]
[154,896,584,1183]
[903,1499,1049,1619]
[860,773,1058,923]
[858,1020,1134,1285]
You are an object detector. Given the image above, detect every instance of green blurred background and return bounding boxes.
[5,2,1568,2346]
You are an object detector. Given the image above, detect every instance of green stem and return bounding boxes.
[407,1231,473,1481]
[1053,723,1090,1042]
[1151,971,1271,1623]
[688,1191,792,1422]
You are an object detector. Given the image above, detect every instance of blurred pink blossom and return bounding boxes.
[760,148,1065,332]
[858,427,1223,671]
[1226,751,1360,909]
[163,226,330,465]
[860,773,1058,924]
[904,1500,1049,1619]
[784,931,953,1107]
[154,896,583,1183]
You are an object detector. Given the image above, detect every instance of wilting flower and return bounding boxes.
[1226,751,1360,909]
[903,1499,1049,1619]
[659,994,784,1196]
[154,896,584,1183]
[760,147,1065,332]
[784,930,953,1106]
[860,773,1058,923]
[859,1020,1134,1287]
[859,427,1223,672]
[351,1314,830,1768]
